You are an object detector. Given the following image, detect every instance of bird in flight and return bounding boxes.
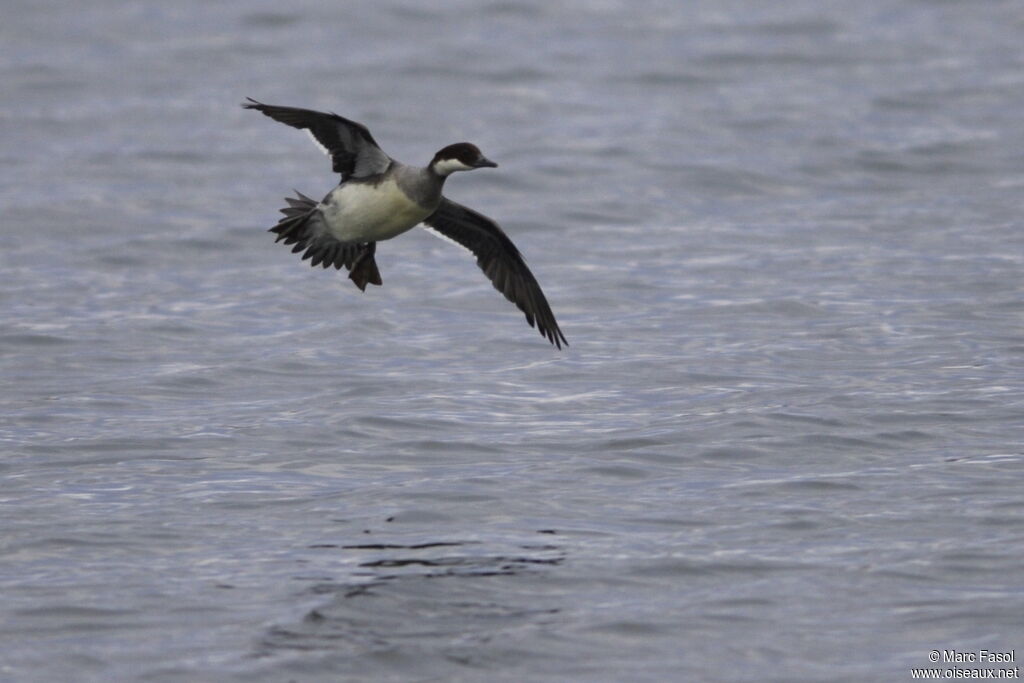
[243,98,567,349]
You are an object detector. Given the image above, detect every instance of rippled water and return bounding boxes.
[2,1,1023,681]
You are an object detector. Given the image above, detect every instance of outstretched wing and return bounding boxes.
[243,98,392,180]
[423,198,568,349]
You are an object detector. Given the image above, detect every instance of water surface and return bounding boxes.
[2,1,1023,681]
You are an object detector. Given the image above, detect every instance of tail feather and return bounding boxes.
[348,256,382,291]
[270,193,318,243]
[348,243,382,291]
[266,191,372,279]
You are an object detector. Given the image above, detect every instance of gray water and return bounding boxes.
[2,1,1023,681]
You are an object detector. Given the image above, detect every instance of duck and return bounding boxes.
[242,98,567,349]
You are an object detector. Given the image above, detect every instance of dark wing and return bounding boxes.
[423,198,568,349]
[243,98,391,180]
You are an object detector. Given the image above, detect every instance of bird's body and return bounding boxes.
[243,98,567,348]
[321,167,438,243]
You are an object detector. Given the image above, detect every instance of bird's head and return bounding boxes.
[429,142,498,177]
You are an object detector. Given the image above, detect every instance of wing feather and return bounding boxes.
[243,98,392,180]
[422,198,567,349]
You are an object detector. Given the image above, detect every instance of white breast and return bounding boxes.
[320,178,432,243]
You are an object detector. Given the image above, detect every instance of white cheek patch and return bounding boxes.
[433,157,473,175]
[424,226,474,256]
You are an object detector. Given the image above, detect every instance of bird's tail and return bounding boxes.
[270,190,320,245]
[268,191,380,290]
[348,242,382,291]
